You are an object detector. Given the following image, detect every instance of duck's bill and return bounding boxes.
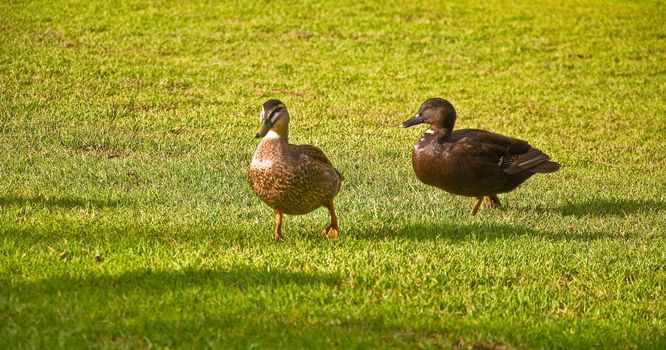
[255,120,272,138]
[399,114,424,128]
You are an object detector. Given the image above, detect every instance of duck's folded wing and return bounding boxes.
[297,144,345,180]
[463,130,559,175]
[469,130,532,154]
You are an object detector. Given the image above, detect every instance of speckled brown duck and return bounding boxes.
[399,98,560,215]
[248,99,343,240]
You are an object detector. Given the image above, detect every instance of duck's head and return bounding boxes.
[399,98,457,132]
[255,99,290,138]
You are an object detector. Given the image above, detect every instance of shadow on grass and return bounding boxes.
[4,265,663,349]
[2,267,399,348]
[0,219,616,245]
[353,220,615,242]
[0,265,496,348]
[546,198,666,217]
[6,265,340,293]
[0,195,121,209]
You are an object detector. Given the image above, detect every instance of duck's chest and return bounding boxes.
[249,143,292,182]
[412,131,449,167]
[410,132,459,186]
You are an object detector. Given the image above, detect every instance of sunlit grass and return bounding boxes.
[1,0,665,348]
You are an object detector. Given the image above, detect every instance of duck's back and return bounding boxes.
[249,139,342,215]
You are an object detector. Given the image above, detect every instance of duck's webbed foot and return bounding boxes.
[325,225,340,239]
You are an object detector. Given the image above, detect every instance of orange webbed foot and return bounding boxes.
[324,225,340,239]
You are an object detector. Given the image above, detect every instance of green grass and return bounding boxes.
[1,0,665,348]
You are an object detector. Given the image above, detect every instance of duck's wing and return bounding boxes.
[456,129,531,153]
[458,129,560,175]
[295,144,345,180]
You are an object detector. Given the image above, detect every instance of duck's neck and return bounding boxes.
[430,126,452,139]
[431,117,455,138]
[264,130,288,142]
[262,119,289,141]
[415,127,452,149]
[423,126,453,139]
[257,129,288,154]
[268,122,289,140]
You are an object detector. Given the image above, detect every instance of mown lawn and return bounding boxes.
[1,0,665,348]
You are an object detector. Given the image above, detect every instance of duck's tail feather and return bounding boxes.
[502,148,560,175]
[531,161,560,173]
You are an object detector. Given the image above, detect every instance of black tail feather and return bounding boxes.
[531,161,560,173]
[502,148,560,175]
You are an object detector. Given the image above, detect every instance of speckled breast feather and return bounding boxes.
[248,138,342,215]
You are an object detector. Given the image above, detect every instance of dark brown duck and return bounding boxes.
[248,99,343,240]
[400,98,560,215]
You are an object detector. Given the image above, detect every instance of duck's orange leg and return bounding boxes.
[274,211,284,241]
[485,195,502,209]
[470,197,483,215]
[324,202,340,239]
[490,195,501,208]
